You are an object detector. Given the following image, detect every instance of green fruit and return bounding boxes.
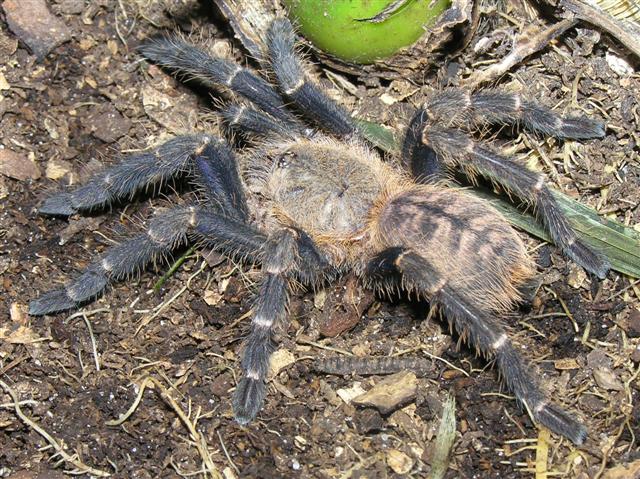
[283,0,451,64]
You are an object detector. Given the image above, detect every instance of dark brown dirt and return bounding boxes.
[1,1,639,478]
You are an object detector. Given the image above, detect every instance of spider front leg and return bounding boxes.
[365,247,588,445]
[31,142,257,314]
[139,37,300,126]
[233,227,329,423]
[265,18,358,138]
[406,110,610,278]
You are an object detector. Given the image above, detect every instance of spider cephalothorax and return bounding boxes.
[30,18,610,445]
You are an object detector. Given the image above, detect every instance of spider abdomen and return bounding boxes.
[374,187,536,312]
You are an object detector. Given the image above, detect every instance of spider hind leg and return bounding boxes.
[366,248,587,445]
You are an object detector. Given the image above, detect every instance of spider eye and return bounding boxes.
[276,153,292,169]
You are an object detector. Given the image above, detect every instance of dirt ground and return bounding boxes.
[1,1,639,478]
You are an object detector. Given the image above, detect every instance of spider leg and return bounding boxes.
[426,89,605,140]
[402,109,446,184]
[139,37,299,126]
[40,135,235,216]
[265,18,357,137]
[220,104,301,139]
[233,227,329,423]
[29,207,265,315]
[416,122,609,278]
[365,247,588,445]
[192,139,249,221]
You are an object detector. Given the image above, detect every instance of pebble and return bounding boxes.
[55,0,86,15]
[352,371,417,414]
[3,0,72,60]
[0,148,41,180]
[626,309,640,338]
[631,346,640,364]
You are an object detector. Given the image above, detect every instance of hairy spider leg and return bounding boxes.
[31,142,259,315]
[408,113,609,278]
[402,109,445,183]
[365,248,588,445]
[29,206,264,316]
[426,89,605,140]
[138,37,299,126]
[233,228,329,424]
[193,139,249,221]
[220,104,301,139]
[265,18,357,137]
[39,135,216,216]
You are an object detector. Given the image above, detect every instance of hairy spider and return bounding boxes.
[29,18,609,445]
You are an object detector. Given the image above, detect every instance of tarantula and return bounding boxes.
[29,17,609,445]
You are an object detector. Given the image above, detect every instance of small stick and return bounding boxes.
[464,18,578,89]
[0,379,110,477]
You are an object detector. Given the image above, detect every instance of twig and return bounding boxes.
[107,376,222,479]
[561,0,640,59]
[465,18,578,88]
[153,246,196,293]
[0,379,110,477]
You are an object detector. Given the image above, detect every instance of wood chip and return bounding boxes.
[352,371,418,414]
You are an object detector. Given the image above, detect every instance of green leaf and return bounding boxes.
[355,119,398,152]
[357,119,640,278]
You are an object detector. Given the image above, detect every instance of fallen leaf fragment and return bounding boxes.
[0,325,41,344]
[336,382,367,404]
[593,367,624,391]
[45,158,73,180]
[268,349,296,378]
[554,358,580,370]
[602,458,640,479]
